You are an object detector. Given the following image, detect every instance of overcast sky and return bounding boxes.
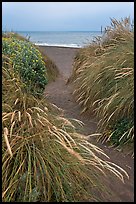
[2,2,134,31]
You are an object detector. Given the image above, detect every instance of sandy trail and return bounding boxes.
[39,46,134,202]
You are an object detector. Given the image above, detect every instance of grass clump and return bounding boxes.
[2,56,128,200]
[70,17,134,149]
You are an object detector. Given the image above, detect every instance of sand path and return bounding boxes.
[40,46,134,202]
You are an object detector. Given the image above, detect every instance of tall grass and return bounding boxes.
[2,35,129,201]
[70,17,134,148]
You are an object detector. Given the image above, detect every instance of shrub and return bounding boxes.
[2,36,48,96]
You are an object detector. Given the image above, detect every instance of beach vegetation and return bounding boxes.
[2,36,48,97]
[2,33,129,201]
[70,17,134,150]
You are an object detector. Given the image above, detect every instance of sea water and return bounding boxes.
[16,31,103,48]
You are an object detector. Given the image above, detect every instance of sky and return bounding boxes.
[2,2,134,32]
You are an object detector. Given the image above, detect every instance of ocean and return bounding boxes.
[16,31,103,48]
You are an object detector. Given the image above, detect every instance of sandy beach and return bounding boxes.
[39,45,134,202]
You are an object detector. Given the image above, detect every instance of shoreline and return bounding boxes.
[38,45,80,49]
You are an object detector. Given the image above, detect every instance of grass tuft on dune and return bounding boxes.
[70,17,134,149]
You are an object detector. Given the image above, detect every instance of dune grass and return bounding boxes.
[70,17,134,149]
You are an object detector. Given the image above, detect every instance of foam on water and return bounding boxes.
[34,42,82,48]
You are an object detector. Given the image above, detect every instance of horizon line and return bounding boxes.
[2,30,102,32]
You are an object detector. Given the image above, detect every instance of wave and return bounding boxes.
[34,42,82,48]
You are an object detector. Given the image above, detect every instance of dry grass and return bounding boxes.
[2,54,129,202]
[70,17,134,148]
